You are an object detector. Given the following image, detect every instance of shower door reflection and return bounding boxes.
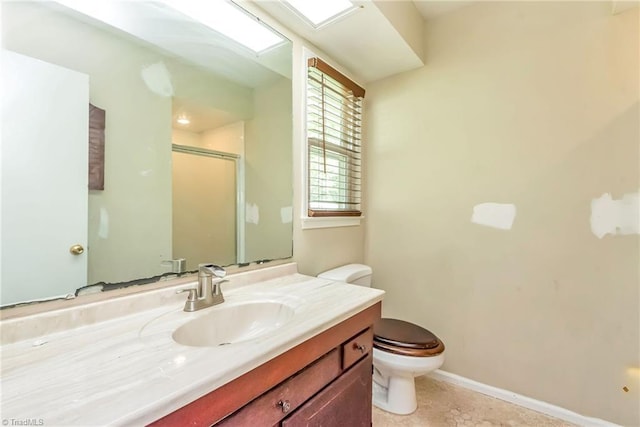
[172,145,242,270]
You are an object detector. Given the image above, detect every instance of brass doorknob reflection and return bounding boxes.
[69,244,84,255]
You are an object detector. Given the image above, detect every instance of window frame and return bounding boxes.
[302,53,365,228]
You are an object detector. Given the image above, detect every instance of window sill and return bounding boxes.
[301,216,362,229]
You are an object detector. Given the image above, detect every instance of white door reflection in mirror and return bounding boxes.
[1,50,89,306]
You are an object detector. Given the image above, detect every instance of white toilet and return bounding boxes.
[318,264,445,415]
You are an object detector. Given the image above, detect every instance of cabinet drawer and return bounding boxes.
[342,328,373,370]
[282,354,373,427]
[218,349,341,426]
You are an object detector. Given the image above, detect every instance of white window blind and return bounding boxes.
[307,57,365,217]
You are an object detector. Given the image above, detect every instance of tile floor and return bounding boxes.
[372,376,577,427]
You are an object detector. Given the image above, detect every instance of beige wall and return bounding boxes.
[244,77,294,262]
[364,2,639,424]
[201,122,245,155]
[170,64,253,124]
[172,128,202,148]
[293,226,366,275]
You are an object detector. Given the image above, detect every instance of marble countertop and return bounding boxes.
[0,264,385,426]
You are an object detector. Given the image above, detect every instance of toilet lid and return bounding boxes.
[373,318,441,350]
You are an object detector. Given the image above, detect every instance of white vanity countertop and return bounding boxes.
[0,264,384,426]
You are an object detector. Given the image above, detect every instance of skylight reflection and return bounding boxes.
[162,0,284,53]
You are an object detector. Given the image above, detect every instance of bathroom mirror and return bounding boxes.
[0,0,293,307]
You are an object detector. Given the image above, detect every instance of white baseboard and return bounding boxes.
[428,369,620,427]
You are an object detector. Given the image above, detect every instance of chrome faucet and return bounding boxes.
[178,264,227,312]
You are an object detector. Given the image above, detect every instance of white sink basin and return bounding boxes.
[171,301,295,347]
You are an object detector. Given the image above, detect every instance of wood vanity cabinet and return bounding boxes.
[150,302,380,427]
[280,353,372,427]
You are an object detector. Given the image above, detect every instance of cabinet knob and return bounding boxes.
[353,343,367,353]
[277,399,291,413]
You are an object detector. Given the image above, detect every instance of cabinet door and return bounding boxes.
[282,354,372,427]
[218,350,341,426]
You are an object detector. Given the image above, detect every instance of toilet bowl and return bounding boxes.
[317,264,445,415]
[372,318,444,414]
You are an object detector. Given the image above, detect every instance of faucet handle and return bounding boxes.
[211,278,229,294]
[176,288,197,301]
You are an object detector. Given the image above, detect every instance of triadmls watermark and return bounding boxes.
[2,419,44,426]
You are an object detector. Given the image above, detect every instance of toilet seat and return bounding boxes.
[373,318,445,357]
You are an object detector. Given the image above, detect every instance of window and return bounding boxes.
[306,57,365,218]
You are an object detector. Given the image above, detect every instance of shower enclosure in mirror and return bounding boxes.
[0,0,293,307]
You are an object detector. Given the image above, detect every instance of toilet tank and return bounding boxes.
[317,264,372,287]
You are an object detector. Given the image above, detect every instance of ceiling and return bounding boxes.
[253,1,475,84]
[254,0,637,84]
